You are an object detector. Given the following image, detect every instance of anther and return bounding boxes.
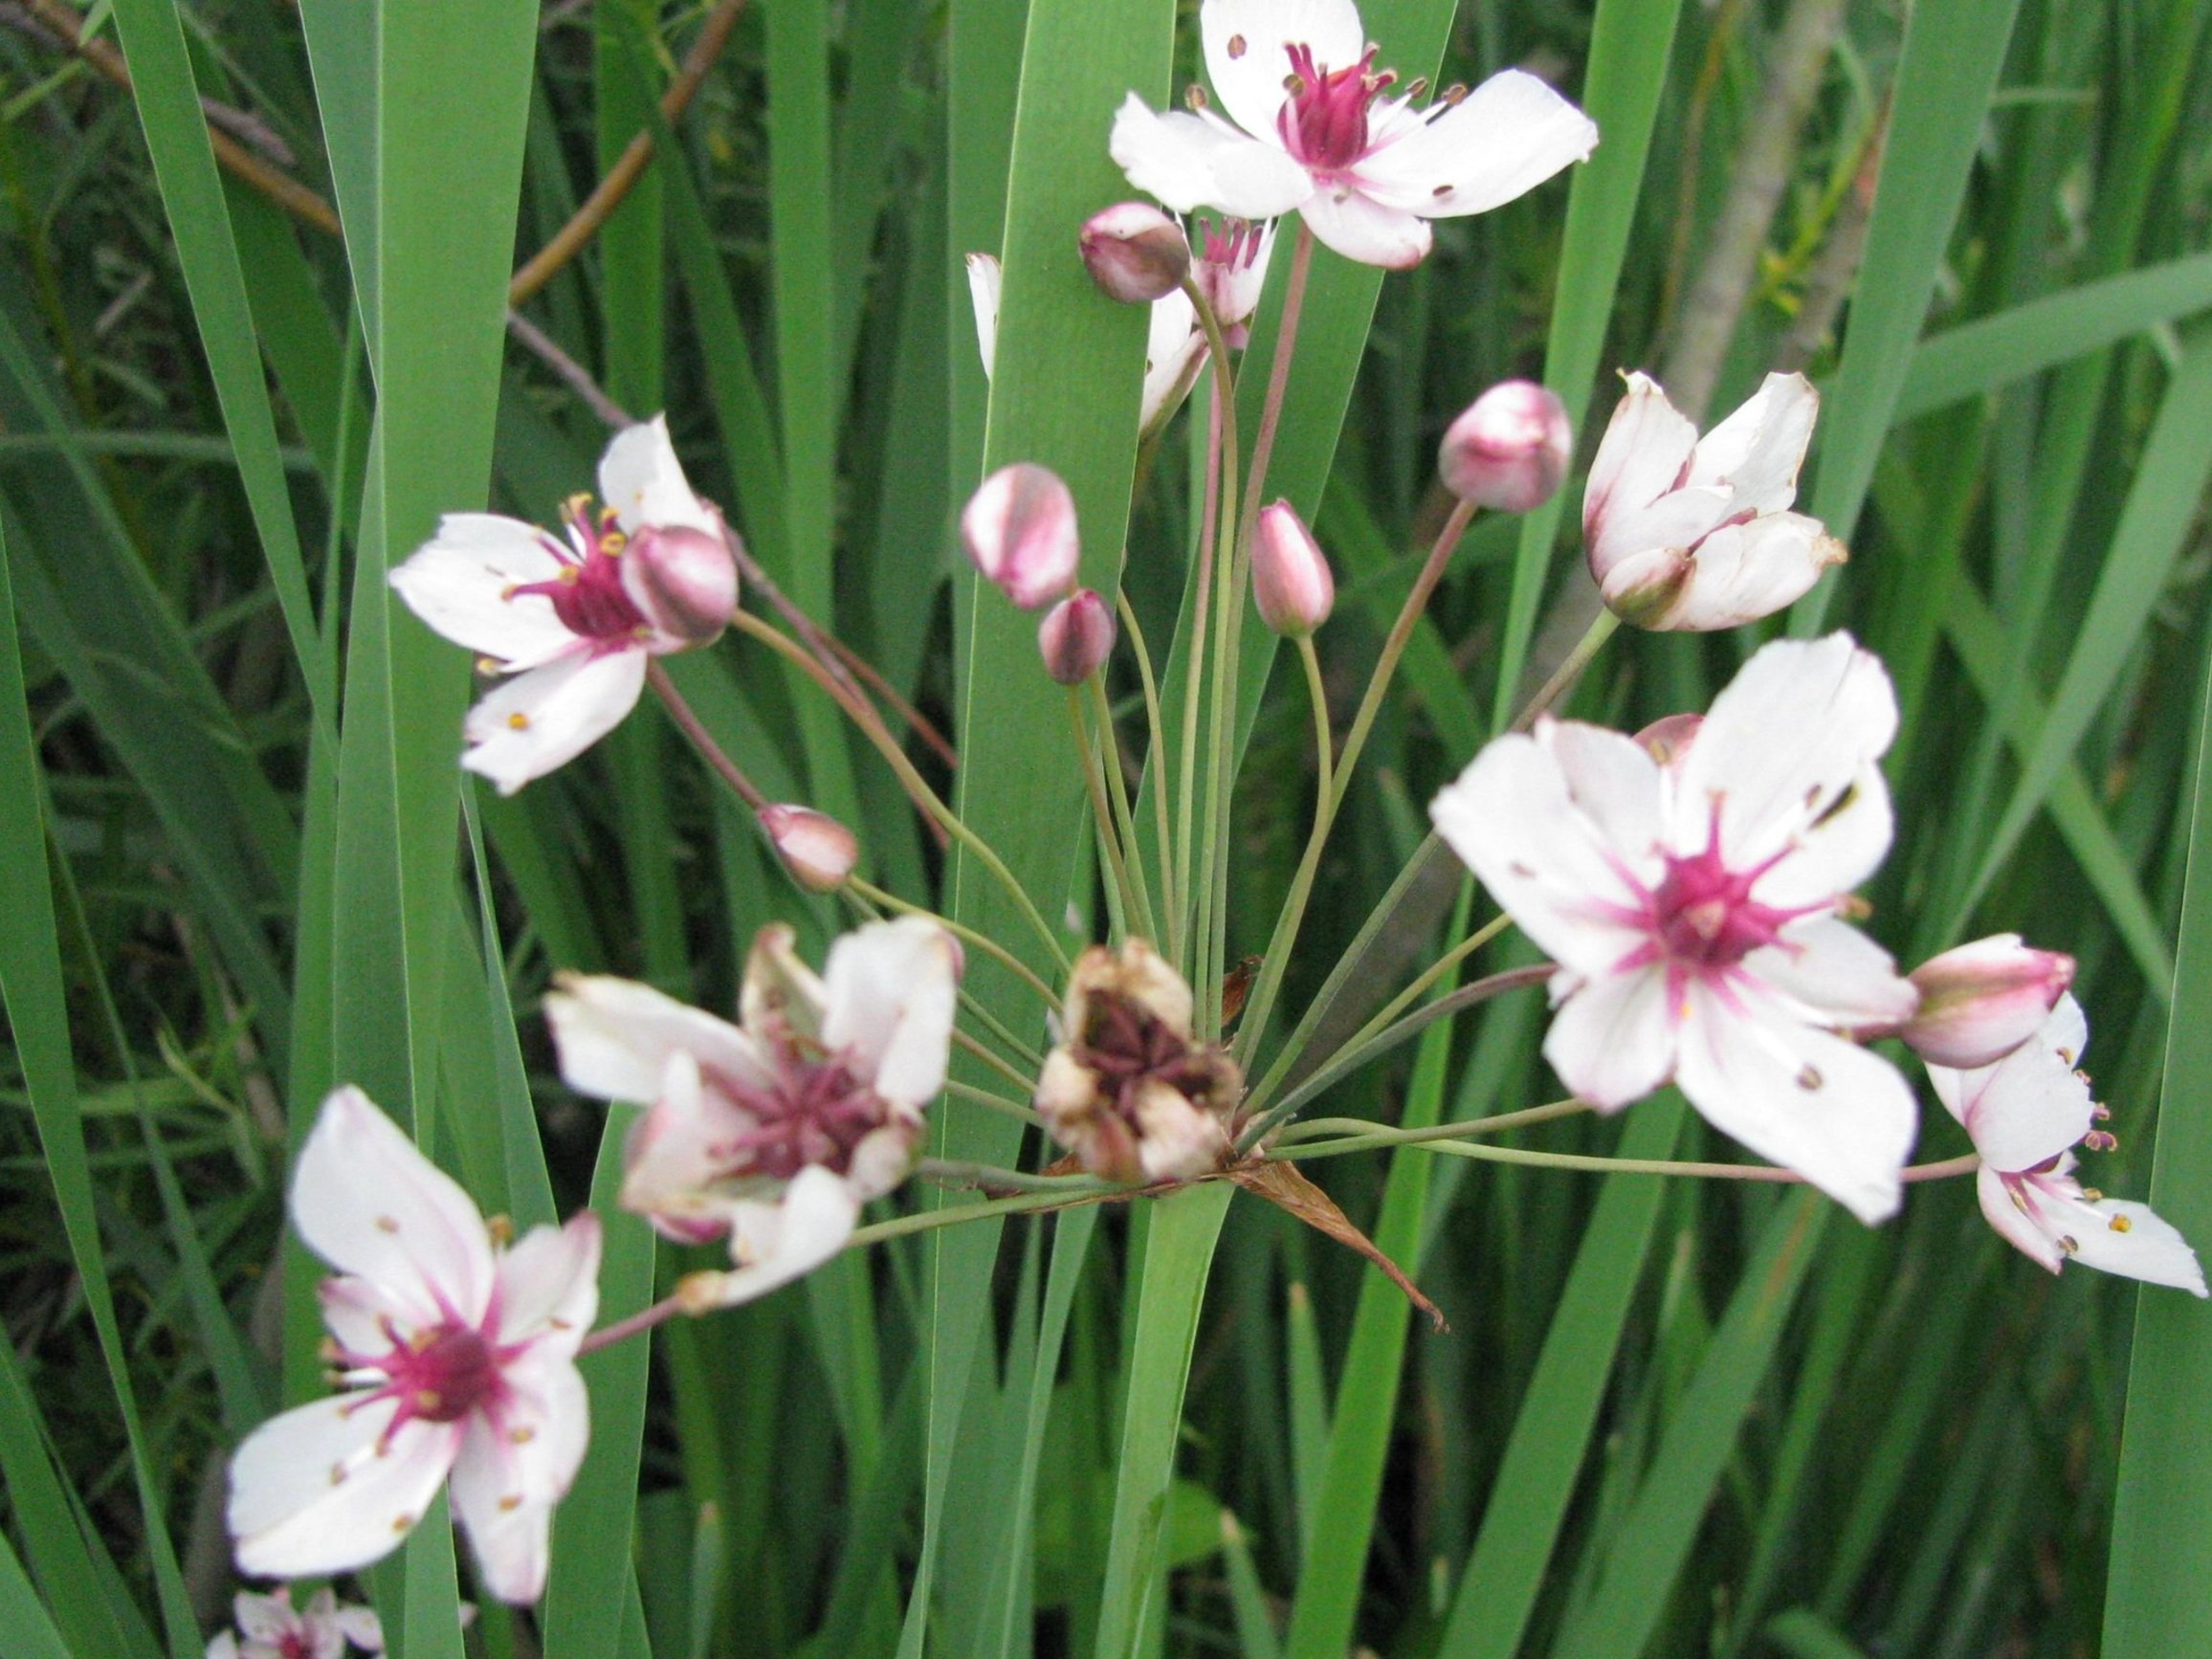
[1405,75,1428,98]
[374,1215,400,1233]
[510,1425,537,1445]
[1795,1065,1823,1091]
[2058,1234,2080,1255]
[507,712,531,730]
[1226,32,1246,56]
[2110,1214,2134,1233]
[1185,84,1209,110]
[486,1215,514,1246]
[391,1514,414,1534]
[499,1494,523,1513]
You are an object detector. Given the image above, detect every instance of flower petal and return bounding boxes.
[1140,286,1206,432]
[1358,69,1597,217]
[494,1212,602,1353]
[1654,513,1845,632]
[387,515,577,668]
[1111,97,1313,218]
[1750,916,1917,1029]
[1978,1165,2066,1272]
[693,1166,861,1307]
[1673,985,1916,1224]
[1294,184,1432,269]
[1671,633,1896,874]
[1430,726,1656,975]
[461,647,649,795]
[618,1050,757,1230]
[1201,0,1363,141]
[1542,966,1675,1109]
[964,253,1002,381]
[293,1087,496,1323]
[2062,1195,2208,1294]
[597,415,718,537]
[1582,374,1700,568]
[230,1394,459,1582]
[821,917,961,1110]
[1684,372,1818,516]
[449,1358,590,1604]
[740,921,831,1043]
[543,973,768,1106]
[1929,995,2096,1172]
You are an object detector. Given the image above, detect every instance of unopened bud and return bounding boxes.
[761,804,858,893]
[1439,380,1572,511]
[1904,935,2076,1069]
[1079,203,1192,304]
[1250,501,1336,636]
[626,522,740,645]
[962,462,1079,609]
[1039,588,1117,684]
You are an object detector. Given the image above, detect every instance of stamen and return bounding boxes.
[1226,32,1246,57]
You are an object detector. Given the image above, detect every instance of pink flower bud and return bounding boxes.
[1250,501,1335,636]
[1079,203,1192,304]
[962,462,1079,609]
[1904,935,2076,1069]
[625,522,740,646]
[1438,380,1572,512]
[1038,588,1117,684]
[760,804,858,893]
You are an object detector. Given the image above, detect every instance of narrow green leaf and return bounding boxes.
[0,1529,77,1659]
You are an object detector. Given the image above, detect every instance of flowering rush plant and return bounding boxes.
[188,0,2204,1638]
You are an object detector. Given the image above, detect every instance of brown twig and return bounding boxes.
[507,0,747,306]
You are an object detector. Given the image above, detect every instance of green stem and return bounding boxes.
[1279,1139,1983,1186]
[953,1027,1041,1096]
[917,1157,1096,1192]
[1070,687,1147,936]
[847,1181,1122,1248]
[1118,588,1181,962]
[845,875,1062,1012]
[942,1078,1046,1125]
[1512,608,1621,733]
[1271,1097,1592,1149]
[1088,675,1159,940]
[1177,383,1228,984]
[734,608,1071,973]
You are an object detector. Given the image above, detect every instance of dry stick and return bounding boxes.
[506,309,633,429]
[1775,105,1888,375]
[508,0,749,306]
[1660,0,1851,420]
[732,608,1072,973]
[1117,589,1181,962]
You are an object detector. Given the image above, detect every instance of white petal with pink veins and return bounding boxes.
[1673,634,1896,872]
[1357,70,1598,218]
[1651,512,1843,633]
[822,917,961,1109]
[318,1274,425,1362]
[292,1087,496,1324]
[1295,185,1432,269]
[598,414,719,537]
[1541,718,1668,873]
[1111,98,1311,218]
[461,647,649,796]
[697,1166,862,1307]
[1141,286,1206,431]
[1673,984,1916,1224]
[494,1213,602,1353]
[1543,966,1675,1110]
[1431,730,1656,977]
[387,515,576,667]
[1200,0,1363,140]
[1582,373,1701,553]
[545,973,773,1105]
[1749,916,1917,1029]
[617,1050,754,1228]
[740,921,832,1039]
[230,1394,460,1581]
[449,1359,590,1604]
[1684,372,1817,515]
[2063,1196,2208,1294]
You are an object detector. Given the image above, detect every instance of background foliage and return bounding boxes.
[1,0,2209,1653]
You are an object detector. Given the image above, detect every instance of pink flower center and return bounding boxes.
[707,1029,887,1182]
[1076,990,1236,1134]
[337,1313,516,1440]
[1610,802,1823,992]
[508,496,652,647]
[1199,215,1264,272]
[1277,44,1392,173]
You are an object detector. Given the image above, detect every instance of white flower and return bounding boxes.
[388,416,739,793]
[1927,995,2207,1294]
[545,918,960,1307]
[227,1089,601,1605]
[1582,371,1845,630]
[1109,0,1595,269]
[1430,634,1921,1223]
[206,1585,384,1659]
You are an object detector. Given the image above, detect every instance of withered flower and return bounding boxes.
[1035,940,1243,1183]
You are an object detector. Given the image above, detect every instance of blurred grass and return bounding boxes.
[1,0,2208,1654]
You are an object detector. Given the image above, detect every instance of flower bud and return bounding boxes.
[1250,501,1336,636]
[760,804,858,893]
[962,462,1079,609]
[1079,203,1192,304]
[1039,587,1117,684]
[1438,380,1572,511]
[625,522,740,646]
[1904,935,2076,1069]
